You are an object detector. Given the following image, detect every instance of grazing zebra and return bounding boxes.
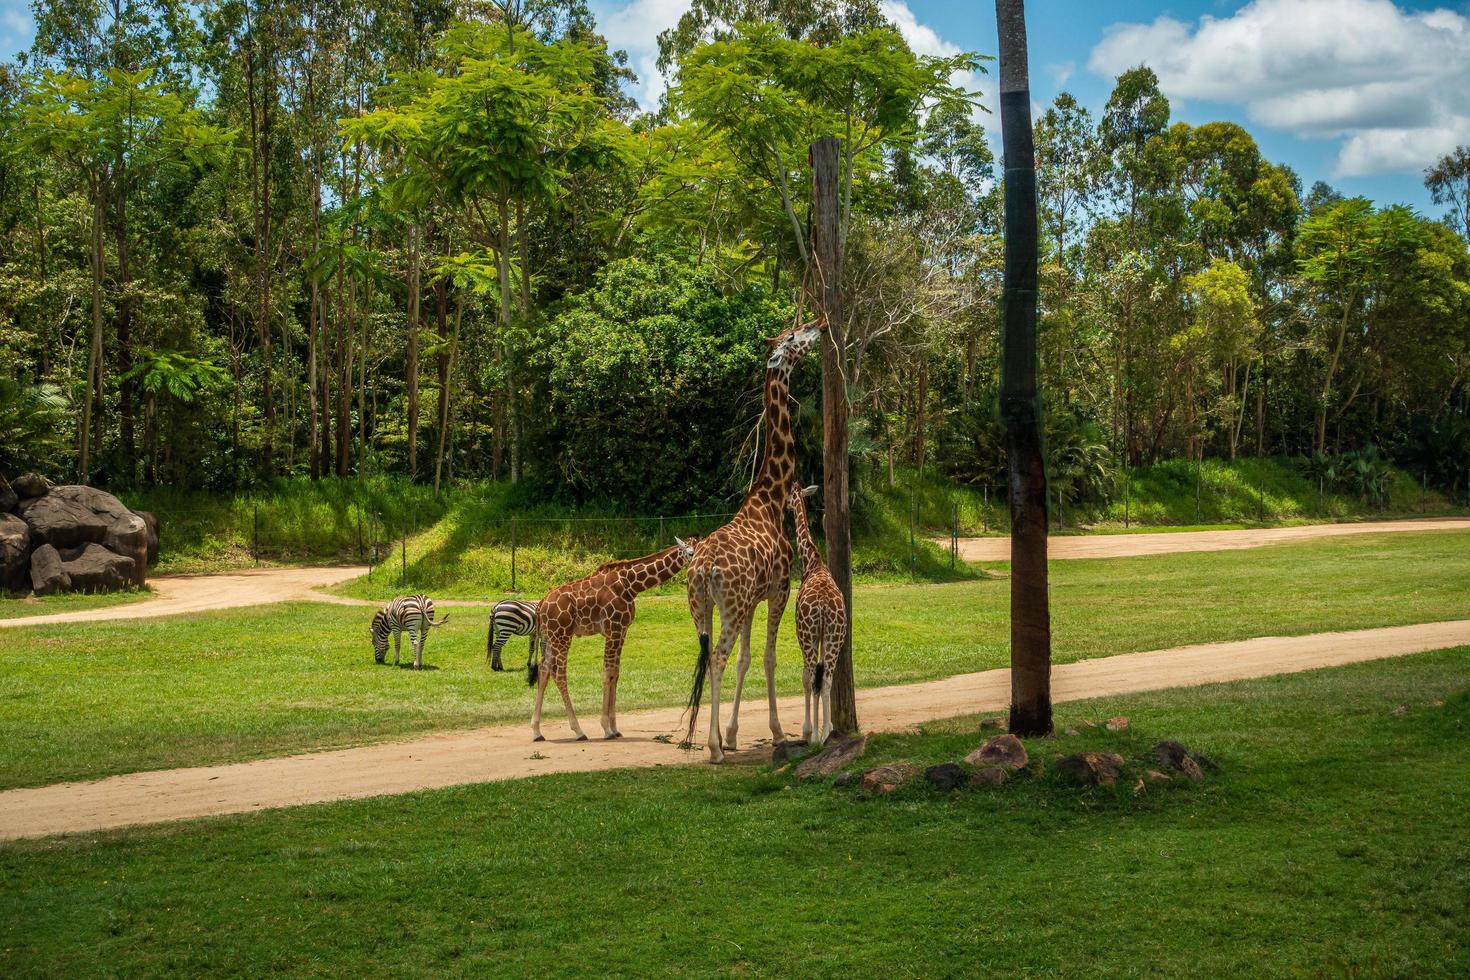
[487,598,540,677]
[370,594,449,670]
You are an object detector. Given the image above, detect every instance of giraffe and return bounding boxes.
[531,537,699,742]
[788,483,846,745]
[685,321,823,763]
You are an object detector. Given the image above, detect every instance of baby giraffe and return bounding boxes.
[788,485,847,745]
[531,536,698,741]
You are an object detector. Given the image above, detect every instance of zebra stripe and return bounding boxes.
[370,594,448,670]
[487,599,540,672]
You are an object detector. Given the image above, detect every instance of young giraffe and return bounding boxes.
[531,537,698,741]
[685,322,822,763]
[788,484,846,745]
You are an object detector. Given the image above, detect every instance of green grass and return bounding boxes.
[0,588,151,619]
[3,530,1468,790]
[3,650,1466,977]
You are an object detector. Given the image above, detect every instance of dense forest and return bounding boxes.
[2,0,1468,513]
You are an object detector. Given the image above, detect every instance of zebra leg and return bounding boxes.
[393,630,401,667]
[413,628,425,670]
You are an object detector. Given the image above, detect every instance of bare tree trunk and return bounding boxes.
[996,0,1053,736]
[406,222,421,479]
[811,136,857,735]
[434,291,463,495]
[81,186,105,482]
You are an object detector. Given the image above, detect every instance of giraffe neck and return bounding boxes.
[791,493,825,574]
[613,545,688,594]
[746,365,796,513]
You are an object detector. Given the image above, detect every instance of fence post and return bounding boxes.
[357,508,364,561]
[908,486,916,582]
[400,533,406,587]
[1124,469,1131,529]
[253,504,259,566]
[982,483,989,532]
[510,517,518,592]
[1195,459,1201,523]
[659,515,665,550]
[951,502,958,571]
[1258,463,1265,522]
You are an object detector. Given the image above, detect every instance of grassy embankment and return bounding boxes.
[2,649,1466,976]
[2,530,1467,789]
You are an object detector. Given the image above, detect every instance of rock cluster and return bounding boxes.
[0,473,159,595]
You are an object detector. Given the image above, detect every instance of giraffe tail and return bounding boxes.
[526,634,542,688]
[812,660,825,695]
[684,632,711,744]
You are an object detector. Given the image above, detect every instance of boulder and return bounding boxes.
[979,716,1006,730]
[795,734,869,779]
[59,542,135,592]
[0,476,16,514]
[859,763,920,795]
[131,509,160,564]
[15,494,109,549]
[11,472,50,499]
[1055,751,1125,787]
[29,544,70,595]
[50,484,132,522]
[1152,740,1208,781]
[965,733,1029,772]
[771,739,810,765]
[103,514,149,586]
[970,766,1008,787]
[0,513,30,593]
[924,763,966,791]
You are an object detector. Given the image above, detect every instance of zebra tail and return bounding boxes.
[430,612,450,627]
[812,660,825,695]
[684,632,711,744]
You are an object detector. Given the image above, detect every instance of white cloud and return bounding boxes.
[1088,0,1470,176]
[880,0,995,115]
[592,0,691,110]
[2,6,34,38]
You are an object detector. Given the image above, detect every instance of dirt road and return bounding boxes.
[947,517,1470,562]
[0,566,369,628]
[4,617,1466,841]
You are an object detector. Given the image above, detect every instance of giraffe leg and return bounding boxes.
[724,618,753,751]
[705,601,747,764]
[553,646,587,741]
[531,634,556,741]
[600,629,625,739]
[763,583,790,742]
[801,660,814,743]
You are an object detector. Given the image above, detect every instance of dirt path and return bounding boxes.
[947,517,1470,562]
[4,617,1466,841]
[0,566,370,628]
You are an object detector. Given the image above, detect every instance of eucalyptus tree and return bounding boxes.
[1425,146,1470,242]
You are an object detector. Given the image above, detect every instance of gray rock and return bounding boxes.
[771,739,810,765]
[924,763,966,791]
[29,544,70,595]
[104,514,149,586]
[15,494,109,549]
[795,734,869,779]
[131,509,159,564]
[859,763,920,795]
[11,472,50,499]
[970,766,1008,787]
[0,480,16,514]
[50,484,132,522]
[1055,751,1126,787]
[59,542,135,592]
[833,771,856,788]
[0,513,30,593]
[965,733,1029,772]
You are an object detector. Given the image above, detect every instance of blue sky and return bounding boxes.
[5,0,1466,216]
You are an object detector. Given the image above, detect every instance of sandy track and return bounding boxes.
[0,566,369,628]
[947,517,1470,562]
[4,617,1467,841]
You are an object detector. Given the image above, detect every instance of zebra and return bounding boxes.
[487,599,540,679]
[370,595,449,670]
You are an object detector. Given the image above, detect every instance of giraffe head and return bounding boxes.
[674,535,701,563]
[766,322,823,371]
[787,484,820,511]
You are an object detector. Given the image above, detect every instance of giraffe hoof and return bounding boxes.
[604,732,623,740]
[533,735,545,742]
[576,735,588,742]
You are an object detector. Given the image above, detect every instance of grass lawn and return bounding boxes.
[2,649,1466,976]
[0,589,152,619]
[1,531,1467,791]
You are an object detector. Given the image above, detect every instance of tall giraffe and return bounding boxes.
[789,484,846,745]
[686,322,822,762]
[531,537,698,741]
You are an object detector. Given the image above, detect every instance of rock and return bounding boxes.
[1152,741,1205,782]
[965,733,1028,772]
[924,763,966,791]
[859,763,920,795]
[11,472,50,499]
[1389,704,1408,717]
[0,513,30,593]
[1133,777,1146,795]
[980,716,1006,730]
[29,544,70,596]
[1063,727,1080,737]
[1055,751,1125,787]
[131,509,159,564]
[1145,770,1171,784]
[1176,756,1204,782]
[771,739,810,765]
[59,542,135,592]
[1078,719,1097,728]
[49,485,133,522]
[103,514,149,587]
[0,477,16,515]
[833,771,856,788]
[1105,716,1130,731]
[970,766,1008,788]
[795,734,869,779]
[15,494,109,549]
[1427,699,1445,709]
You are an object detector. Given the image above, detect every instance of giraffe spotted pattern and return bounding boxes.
[789,484,847,745]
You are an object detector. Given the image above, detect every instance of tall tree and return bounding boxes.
[995,0,1052,736]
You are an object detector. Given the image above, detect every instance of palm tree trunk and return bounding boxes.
[996,0,1053,736]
